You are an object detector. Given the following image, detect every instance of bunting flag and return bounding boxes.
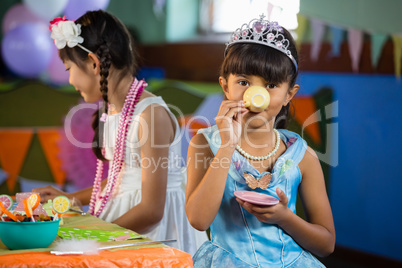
[295,14,308,51]
[0,129,34,192]
[310,19,326,62]
[37,128,66,186]
[347,28,364,72]
[391,35,402,79]
[267,2,274,20]
[292,97,321,145]
[329,26,344,58]
[371,34,388,69]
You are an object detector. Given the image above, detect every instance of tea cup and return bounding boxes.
[243,86,270,113]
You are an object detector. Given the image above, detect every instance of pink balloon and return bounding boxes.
[47,46,70,85]
[2,3,46,34]
[64,0,110,20]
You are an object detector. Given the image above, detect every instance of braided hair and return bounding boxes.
[59,10,139,160]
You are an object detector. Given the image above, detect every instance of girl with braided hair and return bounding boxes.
[33,10,205,255]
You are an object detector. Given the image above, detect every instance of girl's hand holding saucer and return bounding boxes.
[236,188,291,225]
[215,100,248,148]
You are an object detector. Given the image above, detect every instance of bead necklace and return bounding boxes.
[236,129,280,161]
[88,78,146,217]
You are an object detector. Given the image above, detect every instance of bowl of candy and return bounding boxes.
[0,215,60,250]
[0,193,60,250]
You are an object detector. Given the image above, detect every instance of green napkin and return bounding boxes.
[58,227,144,242]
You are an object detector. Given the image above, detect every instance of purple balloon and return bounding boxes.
[2,3,46,34]
[47,46,69,85]
[64,0,110,20]
[1,23,53,78]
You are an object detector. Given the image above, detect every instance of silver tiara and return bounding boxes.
[225,15,298,71]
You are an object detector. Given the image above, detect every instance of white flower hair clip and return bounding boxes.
[49,16,93,54]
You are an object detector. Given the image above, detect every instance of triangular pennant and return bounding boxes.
[292,97,321,145]
[329,25,344,58]
[0,129,34,192]
[267,2,274,20]
[310,19,326,62]
[295,14,308,51]
[347,28,364,72]
[371,34,388,69]
[391,35,402,79]
[37,128,66,186]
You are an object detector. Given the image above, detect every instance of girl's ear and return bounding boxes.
[284,84,299,106]
[219,76,230,98]
[88,53,101,75]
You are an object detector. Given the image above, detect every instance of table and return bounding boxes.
[0,214,193,267]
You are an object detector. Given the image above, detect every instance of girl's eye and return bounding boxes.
[239,80,249,86]
[267,84,277,89]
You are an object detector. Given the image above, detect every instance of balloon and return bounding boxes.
[1,23,53,78]
[2,3,46,34]
[64,0,110,20]
[47,46,70,85]
[23,0,68,20]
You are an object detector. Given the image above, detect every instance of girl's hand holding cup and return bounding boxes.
[215,100,248,149]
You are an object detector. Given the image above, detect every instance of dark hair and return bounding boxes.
[59,10,140,160]
[220,27,298,129]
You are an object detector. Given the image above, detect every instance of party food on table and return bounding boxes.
[0,193,70,222]
[0,194,13,210]
[52,195,71,214]
[28,193,41,210]
[0,200,19,222]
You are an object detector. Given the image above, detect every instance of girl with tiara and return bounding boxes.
[34,10,205,255]
[185,15,335,267]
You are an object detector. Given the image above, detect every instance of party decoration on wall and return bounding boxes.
[23,0,68,20]
[37,129,66,186]
[1,23,53,78]
[295,15,308,51]
[347,28,363,72]
[64,0,110,20]
[310,19,325,62]
[0,130,34,192]
[296,12,397,76]
[370,34,388,69]
[2,3,45,34]
[392,35,402,79]
[329,26,344,58]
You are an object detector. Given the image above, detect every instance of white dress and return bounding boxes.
[95,96,207,255]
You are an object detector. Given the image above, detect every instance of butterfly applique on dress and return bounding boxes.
[243,172,272,190]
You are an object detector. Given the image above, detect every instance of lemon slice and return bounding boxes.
[28,193,40,210]
[52,196,71,214]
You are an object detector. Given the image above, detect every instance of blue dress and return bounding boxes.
[193,125,325,268]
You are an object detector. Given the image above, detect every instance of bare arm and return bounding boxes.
[186,100,248,231]
[33,179,107,205]
[185,133,235,231]
[112,105,174,233]
[284,147,336,256]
